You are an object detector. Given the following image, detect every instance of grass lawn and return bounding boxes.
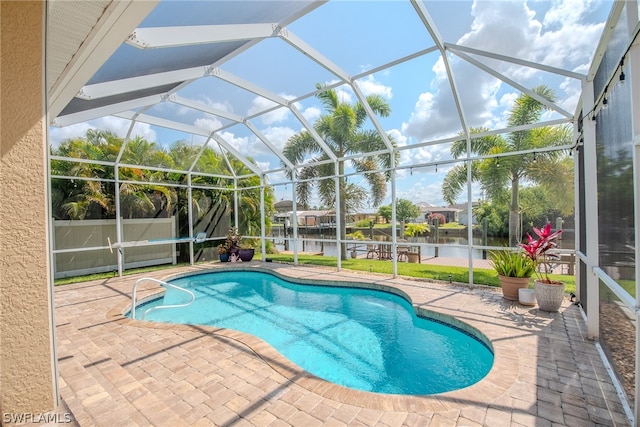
[263,254,576,294]
[53,262,192,286]
[54,254,576,295]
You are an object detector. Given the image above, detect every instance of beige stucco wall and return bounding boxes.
[1,1,57,416]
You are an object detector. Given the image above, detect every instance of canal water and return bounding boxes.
[272,229,574,260]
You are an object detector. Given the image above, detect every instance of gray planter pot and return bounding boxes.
[534,280,565,312]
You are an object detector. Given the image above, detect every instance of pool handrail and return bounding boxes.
[131,277,195,320]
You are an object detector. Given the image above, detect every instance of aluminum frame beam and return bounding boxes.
[126,23,277,49]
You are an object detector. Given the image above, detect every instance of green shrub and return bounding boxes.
[347,230,366,240]
[404,223,429,237]
[489,249,535,278]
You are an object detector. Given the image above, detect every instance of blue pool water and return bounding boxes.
[134,270,493,395]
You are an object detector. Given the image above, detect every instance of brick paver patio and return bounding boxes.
[49,262,630,426]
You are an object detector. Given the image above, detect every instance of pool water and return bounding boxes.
[135,271,493,395]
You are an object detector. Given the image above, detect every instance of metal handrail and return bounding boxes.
[131,277,195,320]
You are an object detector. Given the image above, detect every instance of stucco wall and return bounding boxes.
[1,1,57,416]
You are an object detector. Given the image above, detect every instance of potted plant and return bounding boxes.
[217,243,230,262]
[226,227,241,254]
[489,249,536,301]
[218,227,241,262]
[238,243,255,262]
[520,223,564,312]
[347,231,366,258]
[407,252,420,263]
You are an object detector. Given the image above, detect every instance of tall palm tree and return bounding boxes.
[442,85,572,246]
[283,83,396,259]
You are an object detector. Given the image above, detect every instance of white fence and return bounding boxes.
[52,217,177,278]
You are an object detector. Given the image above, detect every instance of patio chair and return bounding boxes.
[366,244,379,259]
[397,245,410,261]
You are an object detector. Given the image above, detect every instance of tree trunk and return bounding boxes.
[509,177,520,246]
[338,160,348,260]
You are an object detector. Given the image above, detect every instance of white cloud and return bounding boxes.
[248,93,303,125]
[255,160,271,172]
[390,173,484,207]
[265,169,288,185]
[357,75,393,99]
[402,92,435,137]
[248,97,285,124]
[194,117,223,132]
[48,117,156,147]
[197,95,234,113]
[388,128,406,148]
[302,106,321,123]
[261,126,297,152]
[543,0,599,27]
[49,123,92,147]
[494,92,519,128]
[558,76,582,114]
[401,0,604,142]
[217,131,250,155]
[335,86,354,104]
[394,179,446,207]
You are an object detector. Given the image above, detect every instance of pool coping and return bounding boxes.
[107,263,519,413]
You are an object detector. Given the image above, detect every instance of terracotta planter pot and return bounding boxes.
[534,280,565,312]
[498,275,530,301]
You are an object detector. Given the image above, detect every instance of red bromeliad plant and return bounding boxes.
[519,223,563,284]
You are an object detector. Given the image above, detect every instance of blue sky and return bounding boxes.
[49,0,612,208]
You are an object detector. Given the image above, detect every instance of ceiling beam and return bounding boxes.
[114,111,211,137]
[125,23,277,49]
[51,94,164,127]
[447,43,586,80]
[411,0,444,51]
[210,133,262,176]
[209,67,289,106]
[453,49,573,119]
[244,120,296,170]
[278,28,351,83]
[76,67,204,100]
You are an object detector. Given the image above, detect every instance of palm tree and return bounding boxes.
[442,85,572,246]
[113,136,177,218]
[283,83,396,259]
[50,131,119,219]
[51,131,180,220]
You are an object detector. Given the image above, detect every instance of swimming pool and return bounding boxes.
[133,270,494,395]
